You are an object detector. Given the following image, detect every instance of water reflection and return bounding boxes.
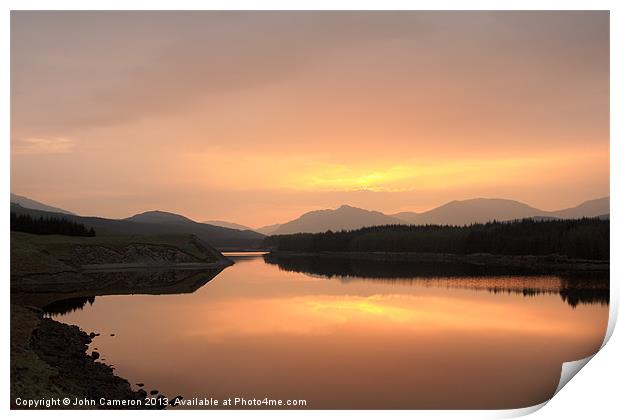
[13,267,226,311]
[43,296,96,316]
[82,267,226,295]
[53,254,609,409]
[263,254,609,308]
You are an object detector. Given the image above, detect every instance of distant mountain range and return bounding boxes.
[204,220,253,231]
[391,197,609,226]
[260,197,610,235]
[10,193,75,215]
[10,203,265,250]
[10,193,610,240]
[268,205,403,235]
[255,223,284,235]
[126,210,196,225]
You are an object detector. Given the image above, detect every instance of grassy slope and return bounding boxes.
[11,232,226,282]
[14,231,219,259]
[10,233,227,403]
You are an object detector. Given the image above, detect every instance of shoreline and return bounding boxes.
[11,241,608,408]
[81,260,232,272]
[10,232,237,408]
[11,263,231,298]
[11,305,166,410]
[11,263,234,408]
[267,251,609,272]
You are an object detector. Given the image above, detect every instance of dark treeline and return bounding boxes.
[264,253,541,279]
[11,212,96,237]
[265,218,609,260]
[264,253,609,308]
[42,296,96,316]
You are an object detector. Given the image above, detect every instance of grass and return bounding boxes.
[11,232,222,277]
[10,305,68,403]
[12,231,219,258]
[10,232,226,404]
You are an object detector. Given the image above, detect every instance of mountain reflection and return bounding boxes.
[263,254,609,308]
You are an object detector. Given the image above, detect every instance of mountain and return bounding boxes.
[10,193,75,215]
[268,197,610,235]
[393,198,545,225]
[550,197,609,219]
[271,205,403,235]
[522,215,559,222]
[392,197,610,225]
[125,210,196,224]
[204,220,253,231]
[390,211,417,222]
[10,204,265,250]
[256,223,283,235]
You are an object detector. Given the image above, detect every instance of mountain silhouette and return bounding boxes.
[393,198,544,225]
[267,197,609,234]
[10,193,609,238]
[271,204,403,235]
[10,193,75,215]
[550,197,609,219]
[203,220,253,231]
[125,210,196,224]
[392,197,609,225]
[10,204,265,250]
[256,223,284,235]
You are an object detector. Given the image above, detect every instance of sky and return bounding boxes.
[11,11,609,228]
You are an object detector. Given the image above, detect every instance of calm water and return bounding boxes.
[54,253,609,409]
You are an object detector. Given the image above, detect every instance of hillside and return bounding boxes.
[11,231,224,268]
[11,231,232,291]
[10,204,265,250]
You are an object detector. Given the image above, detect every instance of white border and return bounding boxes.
[3,2,617,420]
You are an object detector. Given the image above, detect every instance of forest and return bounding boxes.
[11,212,96,237]
[265,218,609,260]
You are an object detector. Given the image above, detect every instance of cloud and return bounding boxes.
[12,137,75,155]
[10,11,425,132]
[9,12,609,225]
[12,11,607,134]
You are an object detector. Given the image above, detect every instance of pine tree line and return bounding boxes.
[11,212,96,237]
[265,218,609,260]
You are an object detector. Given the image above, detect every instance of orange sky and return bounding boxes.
[11,11,609,227]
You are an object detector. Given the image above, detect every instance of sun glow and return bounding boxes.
[11,12,609,226]
[188,147,607,195]
[182,292,592,340]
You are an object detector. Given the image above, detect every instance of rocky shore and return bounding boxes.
[11,305,166,410]
[32,316,160,408]
[11,232,233,294]
[10,232,232,409]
